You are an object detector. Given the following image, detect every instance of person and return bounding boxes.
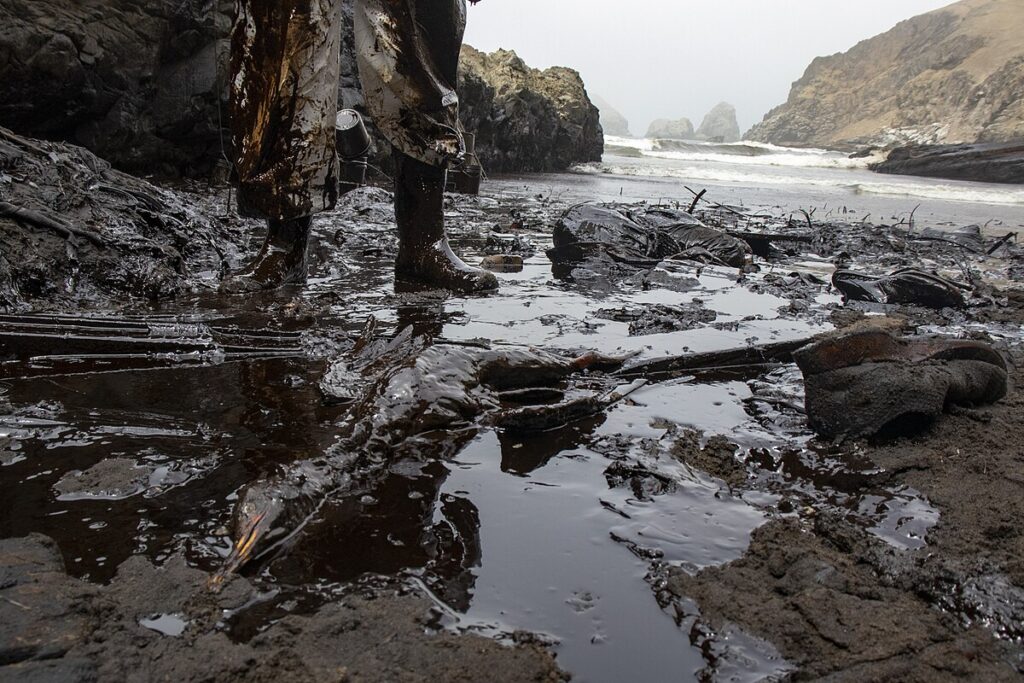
[224,0,497,294]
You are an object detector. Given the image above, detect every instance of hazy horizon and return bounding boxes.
[463,0,958,138]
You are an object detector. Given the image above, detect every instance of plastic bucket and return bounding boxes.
[335,109,371,160]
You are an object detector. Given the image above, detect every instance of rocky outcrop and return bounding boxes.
[746,0,1024,149]
[0,0,233,177]
[645,118,695,140]
[870,142,1024,184]
[0,1,602,177]
[592,95,631,138]
[696,102,740,143]
[457,47,603,173]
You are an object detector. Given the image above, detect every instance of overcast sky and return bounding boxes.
[463,0,957,136]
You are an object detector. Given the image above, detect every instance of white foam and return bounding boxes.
[574,159,1024,206]
[603,135,882,169]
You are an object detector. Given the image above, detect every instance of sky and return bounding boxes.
[463,0,958,137]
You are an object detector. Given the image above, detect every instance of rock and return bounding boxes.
[0,0,233,178]
[870,142,1024,184]
[457,47,604,173]
[0,535,565,682]
[53,458,156,501]
[592,94,632,137]
[480,254,524,272]
[0,534,94,672]
[745,0,1024,149]
[696,103,740,143]
[0,1,602,177]
[645,117,695,140]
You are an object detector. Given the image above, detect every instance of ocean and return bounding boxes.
[490,136,1024,233]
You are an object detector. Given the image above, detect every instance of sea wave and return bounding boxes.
[572,160,1024,206]
[603,135,883,169]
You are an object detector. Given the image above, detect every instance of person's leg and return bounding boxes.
[223,0,342,293]
[393,154,497,291]
[355,0,496,293]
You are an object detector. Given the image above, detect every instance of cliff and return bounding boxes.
[745,0,1024,149]
[0,1,602,177]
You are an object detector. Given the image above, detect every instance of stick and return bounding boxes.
[908,236,983,255]
[687,188,707,214]
[0,127,48,156]
[799,209,813,231]
[683,186,754,219]
[908,204,920,233]
[0,201,106,248]
[986,232,1018,256]
[614,337,813,380]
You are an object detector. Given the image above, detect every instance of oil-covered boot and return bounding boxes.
[220,216,312,293]
[393,154,497,294]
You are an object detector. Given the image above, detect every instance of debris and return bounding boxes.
[548,204,751,269]
[832,267,968,309]
[481,254,524,272]
[793,323,1007,438]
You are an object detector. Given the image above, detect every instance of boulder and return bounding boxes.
[696,102,740,143]
[457,47,604,173]
[0,0,233,178]
[645,118,695,140]
[870,142,1024,184]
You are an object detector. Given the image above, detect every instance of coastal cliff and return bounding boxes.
[746,0,1024,150]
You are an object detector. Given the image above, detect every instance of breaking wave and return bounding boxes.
[573,157,1024,206]
[603,135,883,169]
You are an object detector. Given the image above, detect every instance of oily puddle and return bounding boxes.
[0,252,942,682]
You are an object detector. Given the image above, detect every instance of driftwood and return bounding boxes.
[986,232,1018,256]
[0,201,106,248]
[908,235,984,255]
[493,379,647,432]
[687,188,707,214]
[614,337,814,381]
[683,185,761,220]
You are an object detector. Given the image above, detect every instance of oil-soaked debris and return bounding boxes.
[794,321,1008,438]
[833,267,969,309]
[548,203,751,268]
[596,301,717,335]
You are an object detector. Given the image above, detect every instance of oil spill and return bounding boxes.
[1,185,1001,682]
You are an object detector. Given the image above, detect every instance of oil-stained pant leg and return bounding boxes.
[354,0,468,168]
[230,0,343,221]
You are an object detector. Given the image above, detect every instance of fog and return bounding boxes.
[463,0,957,137]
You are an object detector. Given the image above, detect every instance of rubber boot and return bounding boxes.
[220,216,312,293]
[393,154,498,294]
